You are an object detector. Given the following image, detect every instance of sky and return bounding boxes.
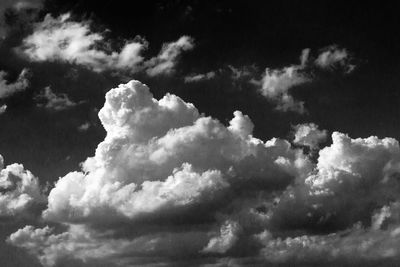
[1,1,400,266]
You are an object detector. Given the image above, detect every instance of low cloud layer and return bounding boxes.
[18,13,194,75]
[7,80,400,266]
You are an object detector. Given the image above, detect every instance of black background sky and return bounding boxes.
[1,1,400,267]
[0,0,400,188]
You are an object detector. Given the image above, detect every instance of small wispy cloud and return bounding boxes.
[184,71,216,83]
[0,68,30,99]
[255,45,355,113]
[35,86,83,111]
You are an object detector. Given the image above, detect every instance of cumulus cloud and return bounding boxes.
[292,123,327,149]
[10,80,400,267]
[41,80,309,225]
[9,80,311,266]
[0,68,30,99]
[0,154,45,217]
[184,71,216,83]
[18,13,194,75]
[35,86,83,111]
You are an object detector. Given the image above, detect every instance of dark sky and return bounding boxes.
[1,1,400,267]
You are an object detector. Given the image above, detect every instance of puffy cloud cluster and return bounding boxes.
[18,14,194,75]
[41,80,309,225]
[270,132,400,227]
[8,80,400,266]
[9,80,311,266]
[258,46,355,113]
[0,155,45,217]
[35,86,83,111]
[0,68,30,99]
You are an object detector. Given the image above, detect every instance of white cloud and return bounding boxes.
[0,104,6,114]
[256,46,356,113]
[184,71,216,83]
[315,45,355,73]
[0,68,30,99]
[292,123,327,149]
[0,155,45,217]
[18,13,194,75]
[77,122,90,132]
[145,36,194,76]
[259,66,309,113]
[202,220,241,254]
[268,131,400,241]
[19,14,146,73]
[35,86,82,111]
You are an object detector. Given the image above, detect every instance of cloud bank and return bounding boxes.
[7,80,400,267]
